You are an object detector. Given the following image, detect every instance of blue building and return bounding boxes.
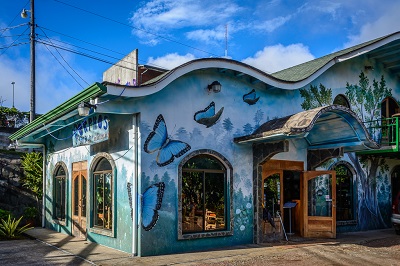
[10,31,400,256]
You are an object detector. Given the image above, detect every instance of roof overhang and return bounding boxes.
[234,105,379,152]
[9,82,107,144]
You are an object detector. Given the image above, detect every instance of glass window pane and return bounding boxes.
[183,155,224,170]
[73,176,79,216]
[95,158,112,171]
[81,176,87,218]
[94,174,104,227]
[205,172,225,231]
[335,165,353,221]
[104,173,112,229]
[308,174,332,217]
[182,171,204,233]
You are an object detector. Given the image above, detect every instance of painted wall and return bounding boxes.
[42,53,400,256]
[44,114,136,253]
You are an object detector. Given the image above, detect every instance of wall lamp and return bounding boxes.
[207,81,222,93]
[78,101,96,117]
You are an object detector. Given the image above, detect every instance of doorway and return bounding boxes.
[72,161,87,239]
[261,160,336,240]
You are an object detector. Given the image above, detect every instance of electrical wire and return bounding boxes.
[0,23,29,33]
[38,25,168,70]
[0,42,29,50]
[36,31,136,68]
[35,39,137,71]
[52,0,220,58]
[0,26,30,57]
[37,36,85,89]
[38,27,90,86]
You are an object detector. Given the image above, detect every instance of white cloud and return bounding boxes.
[131,0,242,44]
[252,15,292,33]
[242,44,315,73]
[344,1,400,47]
[147,53,196,70]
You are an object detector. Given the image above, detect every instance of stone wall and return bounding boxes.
[0,151,38,219]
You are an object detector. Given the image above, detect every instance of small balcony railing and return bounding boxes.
[360,116,399,154]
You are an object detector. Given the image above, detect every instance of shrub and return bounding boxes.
[0,215,32,239]
[0,209,12,221]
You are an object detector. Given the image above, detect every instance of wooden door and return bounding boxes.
[72,161,87,239]
[302,171,336,238]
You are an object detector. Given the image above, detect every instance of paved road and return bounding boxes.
[0,228,399,265]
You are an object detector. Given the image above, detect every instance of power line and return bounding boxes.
[36,31,135,68]
[38,27,90,86]
[52,0,220,58]
[0,26,30,57]
[0,42,29,50]
[37,26,168,70]
[0,23,30,33]
[35,39,137,71]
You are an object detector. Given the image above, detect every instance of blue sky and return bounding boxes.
[0,0,399,114]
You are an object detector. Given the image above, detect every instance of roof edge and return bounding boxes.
[9,82,107,141]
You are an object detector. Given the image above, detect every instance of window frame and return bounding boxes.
[178,149,233,240]
[89,153,116,237]
[52,162,67,224]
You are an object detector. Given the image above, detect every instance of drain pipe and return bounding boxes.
[16,141,46,227]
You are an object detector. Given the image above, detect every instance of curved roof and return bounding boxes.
[106,31,400,97]
[234,105,379,152]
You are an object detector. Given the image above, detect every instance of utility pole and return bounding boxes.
[22,0,35,122]
[30,0,36,122]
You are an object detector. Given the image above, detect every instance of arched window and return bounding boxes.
[53,164,66,221]
[93,157,113,230]
[333,94,351,109]
[333,163,355,221]
[179,150,233,239]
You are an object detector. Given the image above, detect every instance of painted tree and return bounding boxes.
[222,117,234,134]
[299,83,332,110]
[345,72,392,229]
[242,123,253,135]
[253,109,264,127]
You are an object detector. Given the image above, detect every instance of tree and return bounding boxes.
[0,106,28,128]
[21,152,43,200]
[345,72,391,122]
[299,83,332,110]
[345,73,392,230]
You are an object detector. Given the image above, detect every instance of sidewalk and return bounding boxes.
[23,227,397,265]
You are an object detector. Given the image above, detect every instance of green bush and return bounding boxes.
[0,215,32,239]
[0,209,12,221]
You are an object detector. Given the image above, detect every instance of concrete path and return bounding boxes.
[0,227,398,265]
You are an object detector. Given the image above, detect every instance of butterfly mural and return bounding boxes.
[144,114,191,167]
[142,182,165,231]
[243,89,260,105]
[194,101,224,128]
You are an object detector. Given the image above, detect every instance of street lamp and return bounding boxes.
[21,0,35,122]
[11,82,15,108]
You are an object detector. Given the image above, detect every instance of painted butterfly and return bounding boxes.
[194,101,224,128]
[144,114,191,167]
[142,182,165,231]
[243,89,260,105]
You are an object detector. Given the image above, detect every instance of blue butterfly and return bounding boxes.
[243,89,260,105]
[194,102,224,128]
[144,114,191,167]
[142,182,165,231]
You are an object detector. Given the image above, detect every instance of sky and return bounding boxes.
[0,0,399,114]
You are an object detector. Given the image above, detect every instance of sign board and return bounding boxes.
[73,114,109,147]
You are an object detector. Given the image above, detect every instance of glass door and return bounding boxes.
[302,171,336,238]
